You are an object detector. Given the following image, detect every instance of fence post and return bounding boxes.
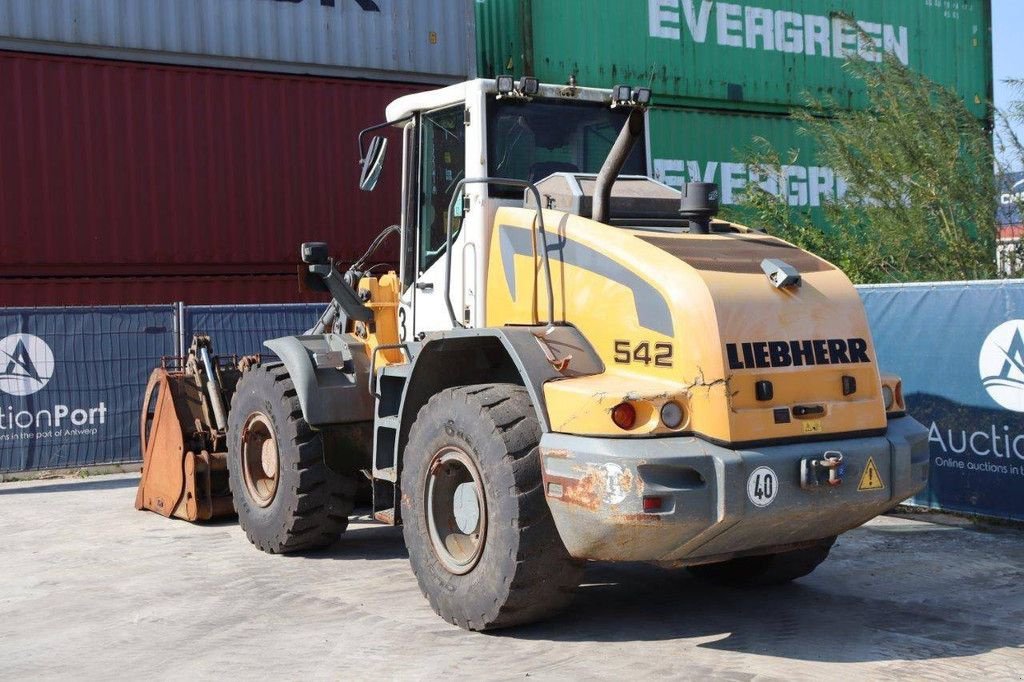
[176,302,186,358]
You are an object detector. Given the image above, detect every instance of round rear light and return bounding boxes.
[660,401,685,429]
[611,402,637,430]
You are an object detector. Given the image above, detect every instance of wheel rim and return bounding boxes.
[241,412,279,507]
[425,446,487,575]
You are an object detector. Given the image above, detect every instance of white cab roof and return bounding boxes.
[384,78,615,123]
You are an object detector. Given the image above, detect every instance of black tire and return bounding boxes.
[401,384,583,631]
[686,538,836,587]
[227,363,358,554]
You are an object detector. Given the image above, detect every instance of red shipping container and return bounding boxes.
[0,50,422,282]
[0,273,344,307]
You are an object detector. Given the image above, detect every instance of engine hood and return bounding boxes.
[485,207,886,445]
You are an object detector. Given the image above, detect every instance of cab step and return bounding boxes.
[371,362,412,525]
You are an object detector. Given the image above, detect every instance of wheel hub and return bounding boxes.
[241,412,279,507]
[425,446,487,575]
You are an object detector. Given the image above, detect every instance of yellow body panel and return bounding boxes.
[486,207,886,445]
[355,272,405,365]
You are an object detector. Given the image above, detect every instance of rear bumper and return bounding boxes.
[540,416,929,563]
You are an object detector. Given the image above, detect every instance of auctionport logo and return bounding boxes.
[0,333,107,438]
[0,334,54,396]
[979,320,1024,412]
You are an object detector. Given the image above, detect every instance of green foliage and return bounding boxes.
[998,79,1024,169]
[1007,79,1024,123]
[734,53,1002,283]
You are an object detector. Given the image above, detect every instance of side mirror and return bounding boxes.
[301,241,329,265]
[359,135,388,192]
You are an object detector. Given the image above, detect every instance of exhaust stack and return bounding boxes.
[592,108,645,224]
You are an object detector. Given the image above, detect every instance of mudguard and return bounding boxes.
[263,334,374,427]
[398,326,605,434]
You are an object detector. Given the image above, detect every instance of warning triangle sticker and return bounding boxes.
[858,457,885,491]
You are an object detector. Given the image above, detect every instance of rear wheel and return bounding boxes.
[686,538,836,586]
[227,364,357,553]
[401,384,583,631]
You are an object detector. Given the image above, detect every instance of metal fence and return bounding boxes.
[0,305,177,472]
[860,280,1024,522]
[182,304,323,358]
[0,302,325,473]
[3,287,1024,523]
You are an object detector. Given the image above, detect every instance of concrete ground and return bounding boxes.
[0,475,1022,680]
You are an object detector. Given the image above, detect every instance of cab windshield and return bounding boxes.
[486,97,647,198]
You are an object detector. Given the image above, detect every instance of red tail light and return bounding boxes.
[611,402,637,430]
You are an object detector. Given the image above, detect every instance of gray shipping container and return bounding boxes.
[0,0,474,83]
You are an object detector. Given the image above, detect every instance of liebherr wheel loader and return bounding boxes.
[137,77,929,631]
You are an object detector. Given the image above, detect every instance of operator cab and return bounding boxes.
[359,78,723,339]
[361,80,646,338]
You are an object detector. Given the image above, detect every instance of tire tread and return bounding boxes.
[402,383,582,631]
[227,364,358,554]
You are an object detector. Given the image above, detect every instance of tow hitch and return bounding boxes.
[801,451,845,489]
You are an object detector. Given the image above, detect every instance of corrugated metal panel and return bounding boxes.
[0,274,340,306]
[477,0,992,118]
[0,50,419,275]
[646,105,831,226]
[0,0,474,82]
[475,0,527,79]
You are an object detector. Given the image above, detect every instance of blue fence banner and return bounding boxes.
[997,171,1023,227]
[0,306,178,473]
[182,303,324,358]
[6,289,1024,524]
[860,281,1024,522]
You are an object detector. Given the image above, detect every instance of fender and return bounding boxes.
[263,334,374,427]
[391,326,605,470]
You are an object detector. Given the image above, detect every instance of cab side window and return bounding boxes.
[418,106,466,273]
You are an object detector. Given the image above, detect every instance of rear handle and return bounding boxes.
[793,404,825,418]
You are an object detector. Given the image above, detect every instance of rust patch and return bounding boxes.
[547,463,637,511]
[544,472,602,511]
[617,467,635,498]
[613,513,663,525]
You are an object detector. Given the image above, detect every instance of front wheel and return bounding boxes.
[227,363,357,554]
[686,538,836,587]
[401,384,583,631]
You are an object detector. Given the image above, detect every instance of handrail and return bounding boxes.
[368,343,412,396]
[443,177,555,329]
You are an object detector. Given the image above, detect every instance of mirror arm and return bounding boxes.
[357,114,413,162]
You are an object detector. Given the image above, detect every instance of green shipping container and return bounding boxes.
[646,106,833,226]
[476,0,992,118]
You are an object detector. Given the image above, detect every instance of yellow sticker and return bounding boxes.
[802,420,822,433]
[858,457,885,491]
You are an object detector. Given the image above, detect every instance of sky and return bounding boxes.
[993,0,1023,169]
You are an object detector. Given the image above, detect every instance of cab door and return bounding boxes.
[398,104,467,340]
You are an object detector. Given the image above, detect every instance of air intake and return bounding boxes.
[680,182,720,234]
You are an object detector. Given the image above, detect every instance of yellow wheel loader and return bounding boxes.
[137,77,929,630]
